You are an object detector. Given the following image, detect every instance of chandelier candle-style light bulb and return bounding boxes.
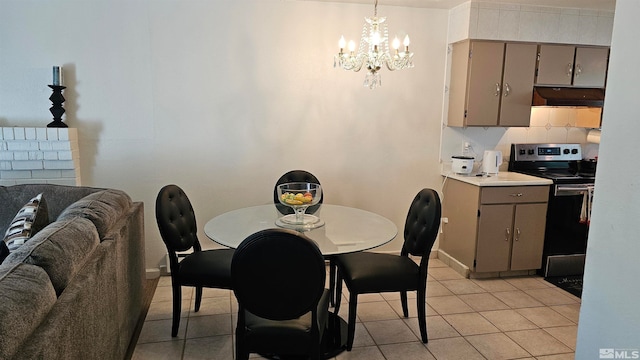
[333,0,414,89]
[371,31,381,46]
[392,37,400,50]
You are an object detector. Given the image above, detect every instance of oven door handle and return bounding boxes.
[554,185,594,196]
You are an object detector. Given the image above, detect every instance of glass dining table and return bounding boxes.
[203,203,398,255]
[203,203,398,358]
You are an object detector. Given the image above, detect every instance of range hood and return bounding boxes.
[532,86,605,107]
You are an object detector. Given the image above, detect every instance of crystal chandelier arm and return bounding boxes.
[334,52,367,72]
[385,51,414,71]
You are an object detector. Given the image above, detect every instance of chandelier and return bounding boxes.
[333,0,414,89]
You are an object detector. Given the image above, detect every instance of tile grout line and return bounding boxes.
[432,276,577,359]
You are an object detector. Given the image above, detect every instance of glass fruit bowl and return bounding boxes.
[276,182,323,229]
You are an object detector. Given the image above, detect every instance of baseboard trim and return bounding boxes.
[437,249,470,278]
[145,268,160,279]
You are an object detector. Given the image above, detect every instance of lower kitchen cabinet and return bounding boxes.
[441,179,549,276]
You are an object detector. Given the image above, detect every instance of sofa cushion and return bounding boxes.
[0,262,57,360]
[2,193,49,252]
[3,217,100,295]
[58,189,132,238]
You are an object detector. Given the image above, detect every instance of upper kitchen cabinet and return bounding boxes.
[536,45,610,87]
[448,40,538,127]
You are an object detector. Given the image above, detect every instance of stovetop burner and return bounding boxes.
[515,169,593,183]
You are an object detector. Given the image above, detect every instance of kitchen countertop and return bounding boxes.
[441,170,553,187]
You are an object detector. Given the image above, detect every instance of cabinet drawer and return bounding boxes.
[481,186,549,204]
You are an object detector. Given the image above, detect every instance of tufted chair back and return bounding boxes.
[231,228,329,359]
[402,188,442,257]
[273,170,323,215]
[232,228,326,320]
[156,184,201,254]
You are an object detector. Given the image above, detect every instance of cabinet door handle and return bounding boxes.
[515,228,521,241]
[504,83,511,97]
[505,228,510,241]
[567,63,573,77]
[509,193,524,197]
[494,82,501,97]
[575,64,582,77]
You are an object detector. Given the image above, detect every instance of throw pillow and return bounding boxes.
[2,193,49,252]
[0,240,8,264]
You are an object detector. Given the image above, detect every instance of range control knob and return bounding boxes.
[519,149,526,155]
[528,149,535,155]
[571,149,579,154]
[563,148,570,154]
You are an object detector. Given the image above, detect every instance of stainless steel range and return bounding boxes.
[508,143,595,277]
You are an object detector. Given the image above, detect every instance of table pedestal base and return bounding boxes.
[258,312,348,359]
[323,312,348,358]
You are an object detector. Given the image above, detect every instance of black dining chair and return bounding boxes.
[333,188,441,350]
[155,184,235,337]
[231,228,330,360]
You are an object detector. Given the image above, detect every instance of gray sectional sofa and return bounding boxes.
[0,184,145,360]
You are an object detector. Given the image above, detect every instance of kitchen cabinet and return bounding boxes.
[441,179,549,275]
[536,45,609,87]
[448,40,537,127]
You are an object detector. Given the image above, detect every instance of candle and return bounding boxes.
[52,66,63,86]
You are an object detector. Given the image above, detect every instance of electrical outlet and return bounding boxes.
[440,217,448,234]
[462,141,471,155]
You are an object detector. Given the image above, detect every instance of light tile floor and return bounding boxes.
[132,259,580,360]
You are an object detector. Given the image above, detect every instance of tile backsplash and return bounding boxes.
[441,107,600,172]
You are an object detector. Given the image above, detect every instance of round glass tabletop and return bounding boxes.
[204,204,398,256]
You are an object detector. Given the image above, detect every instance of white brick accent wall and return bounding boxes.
[0,127,81,186]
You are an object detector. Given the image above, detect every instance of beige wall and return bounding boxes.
[0,1,449,269]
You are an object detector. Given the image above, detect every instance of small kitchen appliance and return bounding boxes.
[508,143,595,278]
[482,150,502,174]
[451,156,474,175]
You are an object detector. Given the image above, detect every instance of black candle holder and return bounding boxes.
[47,85,67,128]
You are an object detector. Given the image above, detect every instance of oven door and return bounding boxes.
[543,183,594,276]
